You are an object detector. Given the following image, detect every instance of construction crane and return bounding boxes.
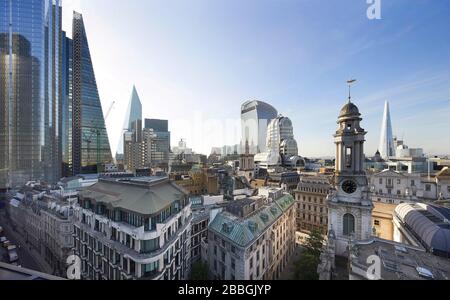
[83,101,115,169]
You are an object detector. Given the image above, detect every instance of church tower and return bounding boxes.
[327,89,373,256]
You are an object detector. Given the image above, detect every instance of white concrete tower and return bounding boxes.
[328,93,373,256]
[379,101,395,159]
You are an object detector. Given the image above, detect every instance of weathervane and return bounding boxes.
[347,79,357,102]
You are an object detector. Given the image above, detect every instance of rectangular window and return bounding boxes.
[142,261,159,278]
[374,220,380,226]
[426,184,431,192]
[141,238,160,254]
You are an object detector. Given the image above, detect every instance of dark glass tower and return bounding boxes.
[71,11,112,175]
[61,32,73,177]
[1,0,62,189]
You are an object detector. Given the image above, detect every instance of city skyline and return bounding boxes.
[2,0,450,284]
[62,0,450,157]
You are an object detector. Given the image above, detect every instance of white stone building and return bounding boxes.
[368,169,423,204]
[72,177,192,280]
[254,115,303,169]
[7,183,75,277]
[368,167,450,203]
[207,188,296,280]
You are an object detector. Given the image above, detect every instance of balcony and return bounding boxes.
[74,215,192,264]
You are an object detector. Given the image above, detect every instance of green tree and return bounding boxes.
[304,229,325,258]
[293,229,325,280]
[294,253,320,280]
[190,261,209,280]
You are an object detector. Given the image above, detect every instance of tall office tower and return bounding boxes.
[379,101,395,159]
[123,119,145,172]
[71,11,112,175]
[61,32,73,177]
[1,0,63,189]
[117,85,142,156]
[241,100,278,155]
[145,119,171,168]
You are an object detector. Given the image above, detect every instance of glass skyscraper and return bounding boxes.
[241,100,278,155]
[61,32,73,177]
[71,11,112,175]
[117,85,142,156]
[1,0,62,189]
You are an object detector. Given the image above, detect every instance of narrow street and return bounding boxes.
[0,210,52,274]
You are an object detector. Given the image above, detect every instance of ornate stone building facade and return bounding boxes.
[294,174,332,243]
[327,99,373,256]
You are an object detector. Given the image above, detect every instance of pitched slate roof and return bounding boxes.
[209,194,295,248]
[80,177,187,215]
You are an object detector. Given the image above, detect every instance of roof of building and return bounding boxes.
[209,194,295,248]
[395,203,450,256]
[339,101,361,119]
[80,177,188,215]
[0,262,65,280]
[241,100,277,114]
[350,239,450,280]
[436,167,450,180]
[372,169,408,178]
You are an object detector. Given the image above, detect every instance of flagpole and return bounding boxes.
[347,79,357,102]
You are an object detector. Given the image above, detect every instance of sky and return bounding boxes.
[62,0,450,157]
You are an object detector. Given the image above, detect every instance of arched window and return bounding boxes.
[343,214,355,236]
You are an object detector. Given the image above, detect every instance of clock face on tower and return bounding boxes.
[342,180,357,194]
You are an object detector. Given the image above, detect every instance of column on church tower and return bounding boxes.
[335,143,340,171]
[360,141,365,173]
[354,141,360,172]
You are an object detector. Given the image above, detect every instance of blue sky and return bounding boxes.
[63,0,450,157]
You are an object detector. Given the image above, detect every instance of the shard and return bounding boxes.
[378,101,395,159]
[117,86,142,155]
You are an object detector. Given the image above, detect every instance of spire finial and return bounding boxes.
[347,79,357,102]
